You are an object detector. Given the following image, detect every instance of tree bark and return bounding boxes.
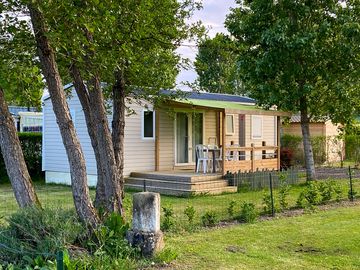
[28,4,99,228]
[0,88,41,208]
[112,69,126,199]
[69,63,106,209]
[87,76,124,216]
[300,97,316,180]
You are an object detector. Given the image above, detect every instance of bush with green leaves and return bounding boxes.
[0,132,43,181]
[262,192,273,214]
[161,206,175,231]
[278,177,290,210]
[227,200,236,218]
[0,208,140,269]
[0,207,85,267]
[184,205,196,224]
[201,210,219,227]
[238,202,257,223]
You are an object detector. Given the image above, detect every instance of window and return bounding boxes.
[142,110,155,139]
[251,115,263,139]
[226,114,235,135]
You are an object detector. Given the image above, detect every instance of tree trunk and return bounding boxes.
[300,97,316,180]
[0,88,41,208]
[69,63,106,209]
[28,4,99,228]
[112,69,126,199]
[87,76,124,216]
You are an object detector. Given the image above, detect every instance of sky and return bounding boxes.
[176,0,237,90]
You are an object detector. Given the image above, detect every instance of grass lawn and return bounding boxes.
[1,181,360,269]
[165,205,360,270]
[1,177,360,225]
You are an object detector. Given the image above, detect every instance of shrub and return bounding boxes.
[184,205,196,224]
[238,202,257,223]
[161,206,175,231]
[345,135,360,165]
[303,181,322,205]
[278,175,290,210]
[0,207,85,267]
[262,192,273,214]
[227,200,236,218]
[318,181,334,203]
[201,211,219,227]
[333,183,343,202]
[90,213,134,259]
[280,134,327,166]
[0,132,43,181]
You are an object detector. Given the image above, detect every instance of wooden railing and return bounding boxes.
[222,144,280,174]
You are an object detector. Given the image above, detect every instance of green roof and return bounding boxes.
[173,98,289,116]
[185,99,258,110]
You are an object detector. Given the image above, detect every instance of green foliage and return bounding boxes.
[281,134,327,166]
[201,210,219,227]
[184,205,196,225]
[226,0,360,123]
[154,248,178,264]
[262,192,273,215]
[0,132,42,181]
[194,33,243,94]
[278,175,290,210]
[319,181,334,203]
[345,135,360,165]
[297,181,343,208]
[89,213,134,259]
[227,200,236,218]
[0,6,44,109]
[0,207,85,266]
[161,206,175,232]
[238,202,257,223]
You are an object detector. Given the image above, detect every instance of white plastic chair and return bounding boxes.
[213,145,223,172]
[196,145,211,173]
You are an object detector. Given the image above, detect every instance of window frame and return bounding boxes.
[251,115,263,140]
[226,114,235,135]
[141,109,155,140]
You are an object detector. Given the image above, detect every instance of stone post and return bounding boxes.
[127,192,164,257]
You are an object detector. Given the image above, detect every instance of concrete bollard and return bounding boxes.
[127,192,164,257]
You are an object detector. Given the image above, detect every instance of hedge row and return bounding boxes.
[0,132,42,181]
[345,135,360,163]
[280,134,327,167]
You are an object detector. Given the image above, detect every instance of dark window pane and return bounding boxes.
[144,111,154,138]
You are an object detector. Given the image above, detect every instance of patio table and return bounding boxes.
[195,148,221,173]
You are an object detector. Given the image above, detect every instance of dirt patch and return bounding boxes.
[225,245,246,254]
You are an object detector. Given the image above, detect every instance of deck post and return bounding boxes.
[155,109,160,171]
[222,111,226,176]
[251,143,255,172]
[277,116,281,171]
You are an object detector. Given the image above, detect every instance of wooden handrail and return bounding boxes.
[224,146,279,151]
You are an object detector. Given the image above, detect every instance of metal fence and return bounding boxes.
[224,167,300,190]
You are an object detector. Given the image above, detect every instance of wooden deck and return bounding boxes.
[125,170,237,196]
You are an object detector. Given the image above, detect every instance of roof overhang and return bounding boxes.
[167,99,290,117]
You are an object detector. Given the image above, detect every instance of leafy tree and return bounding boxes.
[226,0,360,180]
[195,33,243,94]
[30,0,203,215]
[0,6,41,207]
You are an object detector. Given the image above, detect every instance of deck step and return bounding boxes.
[126,177,229,191]
[125,183,237,196]
[130,172,223,183]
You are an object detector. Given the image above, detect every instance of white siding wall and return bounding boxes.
[43,90,155,185]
